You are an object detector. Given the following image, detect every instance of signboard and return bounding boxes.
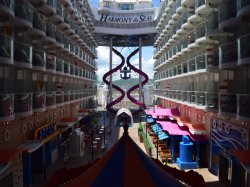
[99,13,154,23]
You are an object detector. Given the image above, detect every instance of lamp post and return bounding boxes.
[156,124,159,160]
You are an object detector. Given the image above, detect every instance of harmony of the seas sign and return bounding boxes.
[99,14,154,23]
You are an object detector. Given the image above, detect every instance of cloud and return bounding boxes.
[96,46,155,81]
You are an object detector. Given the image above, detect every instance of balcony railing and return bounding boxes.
[15,0,33,25]
[64,91,70,103]
[14,41,32,68]
[15,93,32,117]
[196,54,207,70]
[33,11,46,33]
[219,41,238,68]
[219,93,237,116]
[63,61,70,74]
[46,55,56,73]
[0,0,15,11]
[237,33,250,65]
[33,92,46,112]
[206,92,219,111]
[195,0,205,8]
[237,0,250,10]
[219,0,237,23]
[32,49,46,70]
[56,2,63,17]
[46,91,56,109]
[0,33,13,64]
[56,58,64,74]
[70,64,75,75]
[46,22,56,40]
[196,22,206,39]
[206,12,218,33]
[237,94,250,120]
[70,91,75,101]
[188,58,196,72]
[56,91,64,106]
[0,94,15,122]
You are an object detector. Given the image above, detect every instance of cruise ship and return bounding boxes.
[0,0,249,187]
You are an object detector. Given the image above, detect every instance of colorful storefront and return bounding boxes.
[210,117,249,186]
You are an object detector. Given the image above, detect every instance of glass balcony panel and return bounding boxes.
[70,65,75,75]
[237,0,250,10]
[33,92,46,111]
[206,12,218,33]
[182,91,188,102]
[64,91,70,103]
[238,33,250,61]
[196,54,206,70]
[14,41,32,65]
[15,0,33,24]
[196,92,205,106]
[33,12,46,32]
[195,0,205,8]
[0,94,14,121]
[196,22,206,39]
[46,55,55,72]
[187,31,196,45]
[0,0,15,10]
[70,91,75,101]
[56,30,62,44]
[56,91,64,104]
[220,93,237,115]
[188,58,196,72]
[46,92,56,107]
[75,91,80,100]
[190,91,196,103]
[64,62,69,74]
[206,92,219,110]
[56,58,63,73]
[47,0,55,7]
[238,94,250,119]
[46,22,56,39]
[0,33,12,60]
[219,0,237,22]
[220,41,238,66]
[33,49,46,69]
[15,93,32,114]
[56,2,63,17]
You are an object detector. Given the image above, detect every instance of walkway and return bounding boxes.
[32,112,225,187]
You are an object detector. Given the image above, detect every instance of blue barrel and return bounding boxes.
[179,136,193,162]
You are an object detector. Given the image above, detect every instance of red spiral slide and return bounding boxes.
[126,48,149,115]
[103,48,126,114]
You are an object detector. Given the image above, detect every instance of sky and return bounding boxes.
[89,0,161,81]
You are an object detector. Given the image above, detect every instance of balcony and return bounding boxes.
[46,22,56,43]
[15,93,32,118]
[46,55,56,73]
[218,0,237,29]
[195,92,206,106]
[15,0,33,28]
[0,0,15,16]
[0,94,15,122]
[219,93,237,117]
[70,91,75,102]
[51,2,63,23]
[195,54,207,70]
[14,41,32,68]
[237,94,250,121]
[63,61,70,75]
[187,58,196,72]
[64,91,70,104]
[56,91,64,107]
[188,91,196,104]
[206,12,219,34]
[33,11,46,36]
[75,91,81,101]
[32,49,46,71]
[237,0,250,18]
[70,64,75,77]
[219,41,238,69]
[237,33,250,66]
[56,58,64,75]
[0,33,13,65]
[46,91,56,109]
[205,92,219,112]
[38,0,56,16]
[33,92,46,112]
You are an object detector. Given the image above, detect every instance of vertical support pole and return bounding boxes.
[139,37,142,122]
[109,37,113,104]
[139,37,142,103]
